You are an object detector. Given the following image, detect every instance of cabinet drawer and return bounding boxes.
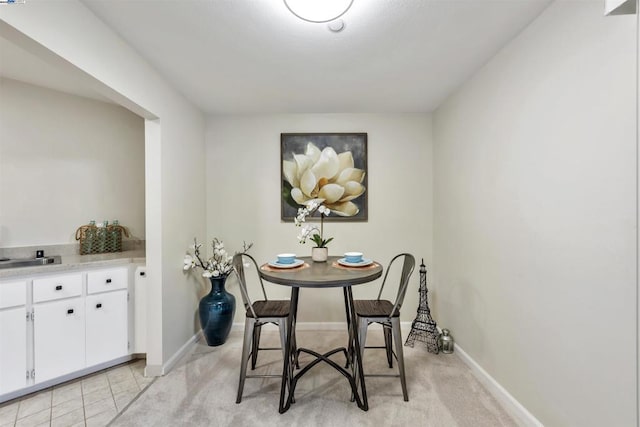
[87,267,128,294]
[33,273,82,303]
[0,280,27,308]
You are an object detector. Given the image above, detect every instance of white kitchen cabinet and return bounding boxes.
[32,272,85,384]
[0,280,27,394]
[85,267,129,367]
[33,297,85,384]
[86,290,128,366]
[0,264,137,402]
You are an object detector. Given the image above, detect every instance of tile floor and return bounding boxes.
[0,359,154,427]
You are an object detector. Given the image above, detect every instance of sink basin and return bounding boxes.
[0,255,62,269]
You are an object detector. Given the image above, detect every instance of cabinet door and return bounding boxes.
[34,298,85,384]
[0,307,27,394]
[86,290,128,367]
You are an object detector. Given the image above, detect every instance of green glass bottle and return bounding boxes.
[97,220,108,253]
[83,220,96,254]
[109,219,121,252]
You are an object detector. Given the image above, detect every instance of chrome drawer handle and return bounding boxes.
[55,285,63,291]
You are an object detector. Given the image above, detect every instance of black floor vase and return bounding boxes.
[199,275,235,346]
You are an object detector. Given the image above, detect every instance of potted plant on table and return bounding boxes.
[294,201,333,262]
[183,237,252,346]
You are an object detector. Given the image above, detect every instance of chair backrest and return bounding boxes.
[232,253,268,319]
[376,253,416,317]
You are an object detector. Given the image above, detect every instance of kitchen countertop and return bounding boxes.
[0,250,146,279]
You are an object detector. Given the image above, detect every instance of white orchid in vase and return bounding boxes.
[295,201,333,248]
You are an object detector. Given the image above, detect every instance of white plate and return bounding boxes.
[337,258,373,267]
[268,259,305,269]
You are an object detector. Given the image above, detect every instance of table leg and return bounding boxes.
[343,289,352,369]
[345,286,368,411]
[279,287,299,414]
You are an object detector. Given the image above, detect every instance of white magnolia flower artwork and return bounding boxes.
[282,137,367,218]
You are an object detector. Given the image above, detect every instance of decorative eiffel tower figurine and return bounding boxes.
[405,259,440,353]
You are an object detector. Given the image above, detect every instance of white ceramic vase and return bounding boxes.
[311,247,328,262]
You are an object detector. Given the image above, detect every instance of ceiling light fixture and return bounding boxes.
[283,0,354,24]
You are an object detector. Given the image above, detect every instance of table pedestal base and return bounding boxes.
[279,287,368,413]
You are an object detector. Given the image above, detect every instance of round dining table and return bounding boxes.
[259,256,383,413]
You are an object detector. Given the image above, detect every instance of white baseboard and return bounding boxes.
[454,343,543,427]
[144,331,200,377]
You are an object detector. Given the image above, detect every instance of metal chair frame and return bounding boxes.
[355,253,416,401]
[233,253,294,404]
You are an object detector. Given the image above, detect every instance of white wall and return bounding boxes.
[433,2,636,426]
[0,78,145,247]
[0,0,206,373]
[206,114,432,323]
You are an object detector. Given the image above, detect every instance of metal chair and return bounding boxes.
[354,253,416,401]
[233,253,294,404]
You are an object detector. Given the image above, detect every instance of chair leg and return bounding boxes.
[278,320,287,361]
[357,316,369,386]
[358,317,368,360]
[383,324,393,368]
[251,323,262,370]
[236,317,255,404]
[391,317,408,401]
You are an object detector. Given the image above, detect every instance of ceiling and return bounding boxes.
[2,0,552,114]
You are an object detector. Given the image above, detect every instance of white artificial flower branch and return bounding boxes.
[183,237,252,278]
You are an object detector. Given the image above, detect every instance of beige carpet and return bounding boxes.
[111,329,517,427]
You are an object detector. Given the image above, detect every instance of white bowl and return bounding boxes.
[344,252,363,263]
[277,253,296,264]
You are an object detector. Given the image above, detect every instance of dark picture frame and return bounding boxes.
[281,133,368,222]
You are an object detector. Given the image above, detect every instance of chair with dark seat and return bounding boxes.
[354,253,415,401]
[233,253,294,404]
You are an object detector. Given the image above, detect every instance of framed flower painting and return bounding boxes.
[281,133,368,222]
